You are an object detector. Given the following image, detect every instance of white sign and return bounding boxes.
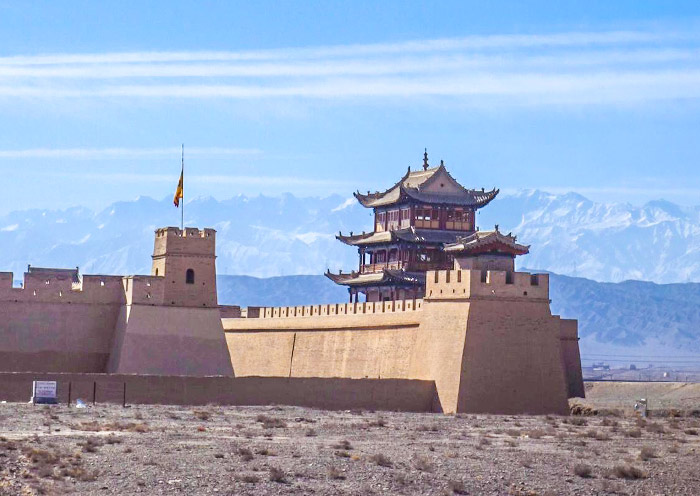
[32,381,57,404]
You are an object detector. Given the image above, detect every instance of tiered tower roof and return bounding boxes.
[353,162,498,209]
[444,228,530,257]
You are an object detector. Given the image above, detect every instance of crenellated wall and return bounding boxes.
[223,268,583,415]
[424,269,549,300]
[0,271,125,373]
[0,226,233,378]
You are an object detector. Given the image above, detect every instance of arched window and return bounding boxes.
[186,269,195,284]
[155,268,159,276]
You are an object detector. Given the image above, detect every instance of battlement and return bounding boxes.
[0,270,125,304]
[153,227,216,257]
[425,269,549,301]
[237,298,423,320]
[122,275,166,305]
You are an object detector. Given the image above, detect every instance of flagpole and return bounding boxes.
[181,143,184,231]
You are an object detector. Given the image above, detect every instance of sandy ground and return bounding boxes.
[581,382,700,413]
[1,397,700,496]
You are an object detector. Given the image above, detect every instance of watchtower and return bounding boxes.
[151,227,217,307]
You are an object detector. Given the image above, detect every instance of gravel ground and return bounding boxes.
[1,402,699,495]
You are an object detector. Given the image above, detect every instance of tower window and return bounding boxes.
[186,269,195,284]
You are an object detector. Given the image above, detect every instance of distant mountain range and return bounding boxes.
[1,190,698,360]
[217,273,700,361]
[0,190,697,284]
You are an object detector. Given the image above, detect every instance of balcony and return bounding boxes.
[360,261,453,274]
[360,262,403,274]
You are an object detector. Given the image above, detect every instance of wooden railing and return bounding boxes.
[360,262,403,273]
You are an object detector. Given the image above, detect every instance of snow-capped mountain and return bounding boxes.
[0,190,698,284]
[479,190,700,283]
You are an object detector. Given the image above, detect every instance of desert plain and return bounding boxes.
[1,382,699,495]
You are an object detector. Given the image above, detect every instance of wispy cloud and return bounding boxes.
[0,147,262,159]
[2,28,700,105]
[38,171,350,188]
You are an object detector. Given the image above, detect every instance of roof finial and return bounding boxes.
[423,148,429,170]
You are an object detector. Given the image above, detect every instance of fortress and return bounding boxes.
[0,153,584,415]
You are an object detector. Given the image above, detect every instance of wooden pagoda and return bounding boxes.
[325,151,500,302]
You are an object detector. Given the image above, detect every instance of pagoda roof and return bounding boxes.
[337,227,467,247]
[353,162,498,209]
[324,269,425,288]
[443,229,530,257]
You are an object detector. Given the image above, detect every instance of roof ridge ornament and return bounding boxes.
[423,148,429,171]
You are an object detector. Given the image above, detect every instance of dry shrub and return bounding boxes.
[368,417,387,428]
[594,430,611,441]
[601,418,618,427]
[417,424,440,432]
[335,450,351,458]
[371,453,392,467]
[269,466,286,483]
[684,428,699,436]
[238,447,254,461]
[504,438,517,448]
[105,435,122,445]
[521,456,534,468]
[639,446,656,461]
[478,436,491,446]
[255,414,287,429]
[395,472,409,485]
[448,480,468,494]
[570,404,597,416]
[332,440,353,450]
[328,466,346,480]
[193,410,211,421]
[61,465,98,482]
[305,428,317,437]
[611,464,646,480]
[413,455,434,473]
[573,463,592,478]
[646,422,665,434]
[506,428,521,438]
[566,417,587,426]
[626,428,642,438]
[78,437,103,453]
[256,447,276,456]
[527,429,545,439]
[669,443,680,454]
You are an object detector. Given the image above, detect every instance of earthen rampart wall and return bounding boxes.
[223,269,580,414]
[0,372,436,412]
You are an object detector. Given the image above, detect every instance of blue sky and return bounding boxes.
[1,1,700,214]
